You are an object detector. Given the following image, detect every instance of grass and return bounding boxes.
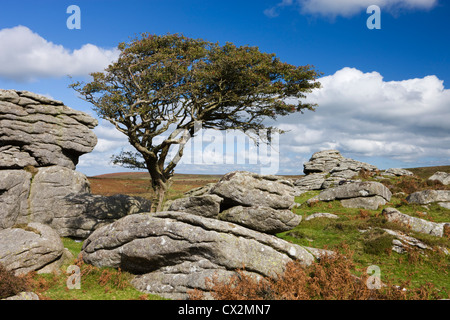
[20,238,166,300]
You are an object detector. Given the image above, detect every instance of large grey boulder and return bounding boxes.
[2,292,40,300]
[340,196,388,210]
[0,89,150,238]
[0,170,32,229]
[81,211,315,299]
[305,212,339,221]
[171,172,300,234]
[294,173,326,191]
[183,183,216,197]
[0,223,65,275]
[301,150,378,190]
[210,171,296,209]
[0,89,97,169]
[2,166,151,238]
[303,150,344,174]
[168,194,223,218]
[427,172,450,185]
[382,168,415,177]
[218,205,301,234]
[329,158,378,179]
[25,166,91,225]
[382,208,449,237]
[312,181,392,210]
[407,190,450,206]
[49,193,151,239]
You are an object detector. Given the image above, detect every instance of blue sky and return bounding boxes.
[0,0,449,176]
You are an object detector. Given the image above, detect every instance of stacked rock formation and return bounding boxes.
[0,90,150,239]
[295,149,378,192]
[295,150,393,210]
[307,181,392,210]
[168,171,301,234]
[0,90,97,169]
[81,171,314,299]
[82,211,314,300]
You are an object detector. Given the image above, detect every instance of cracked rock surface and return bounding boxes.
[0,222,65,275]
[309,181,392,210]
[81,211,315,299]
[0,89,97,169]
[210,171,296,209]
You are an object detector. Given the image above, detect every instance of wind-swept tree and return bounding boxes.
[71,33,321,212]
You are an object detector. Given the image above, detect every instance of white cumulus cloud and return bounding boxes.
[0,25,120,82]
[79,67,450,175]
[275,67,450,172]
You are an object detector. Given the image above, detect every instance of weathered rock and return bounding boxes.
[183,183,216,197]
[0,89,97,169]
[301,150,378,191]
[168,194,223,218]
[382,168,415,177]
[438,202,450,209]
[294,173,326,190]
[303,149,378,177]
[329,158,377,179]
[303,150,343,174]
[382,207,449,237]
[406,190,450,205]
[1,166,152,238]
[0,170,32,229]
[211,171,296,209]
[305,212,339,221]
[49,193,152,238]
[427,172,450,185]
[81,211,315,299]
[2,292,40,300]
[382,228,431,254]
[341,196,388,210]
[25,166,91,225]
[218,205,301,234]
[0,146,38,168]
[0,223,64,275]
[321,177,360,189]
[315,181,392,210]
[37,248,74,274]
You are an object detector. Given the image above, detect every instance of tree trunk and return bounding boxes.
[152,180,167,213]
[146,158,170,213]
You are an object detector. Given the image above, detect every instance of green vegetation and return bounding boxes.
[6,238,166,300]
[3,168,449,300]
[407,165,450,179]
[276,179,450,296]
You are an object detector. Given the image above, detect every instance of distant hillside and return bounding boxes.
[91,166,450,181]
[405,165,450,179]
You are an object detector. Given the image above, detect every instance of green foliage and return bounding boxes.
[362,229,395,255]
[71,33,321,211]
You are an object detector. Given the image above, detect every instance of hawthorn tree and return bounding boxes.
[71,33,321,212]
